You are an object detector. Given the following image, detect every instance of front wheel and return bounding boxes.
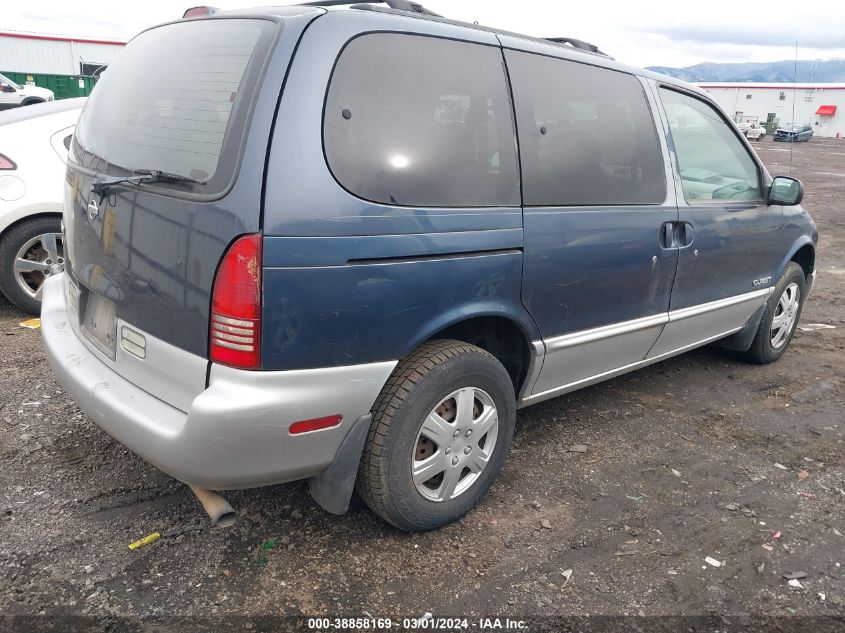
[742,262,806,364]
[357,340,516,531]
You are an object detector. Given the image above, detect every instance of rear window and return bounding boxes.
[72,19,276,195]
[323,33,520,208]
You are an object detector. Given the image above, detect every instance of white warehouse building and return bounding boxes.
[0,31,126,76]
[699,82,844,139]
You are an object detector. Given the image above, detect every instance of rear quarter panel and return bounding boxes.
[261,232,537,369]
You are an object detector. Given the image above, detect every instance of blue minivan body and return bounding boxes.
[41,3,817,530]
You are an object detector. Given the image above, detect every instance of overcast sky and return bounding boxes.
[4,0,845,68]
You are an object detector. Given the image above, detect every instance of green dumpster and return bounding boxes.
[762,120,780,136]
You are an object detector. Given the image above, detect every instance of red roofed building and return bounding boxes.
[699,82,845,138]
[0,30,126,77]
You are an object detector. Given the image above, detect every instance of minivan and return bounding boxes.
[41,1,817,531]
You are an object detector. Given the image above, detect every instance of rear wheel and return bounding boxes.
[742,262,805,364]
[0,216,64,314]
[357,340,516,531]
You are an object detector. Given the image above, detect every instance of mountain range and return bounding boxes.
[645,59,845,83]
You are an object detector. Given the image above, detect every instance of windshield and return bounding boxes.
[0,73,22,90]
[784,124,803,132]
[71,18,277,194]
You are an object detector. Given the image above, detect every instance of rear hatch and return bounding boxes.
[65,19,279,356]
[62,16,281,405]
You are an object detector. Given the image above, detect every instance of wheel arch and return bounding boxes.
[0,211,63,243]
[404,306,540,397]
[789,243,815,282]
[777,237,815,283]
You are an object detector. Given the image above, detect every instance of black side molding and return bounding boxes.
[347,248,522,266]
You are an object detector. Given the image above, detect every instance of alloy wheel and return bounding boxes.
[13,232,64,300]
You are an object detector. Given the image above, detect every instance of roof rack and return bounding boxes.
[301,3,608,57]
[545,37,608,57]
[303,0,442,17]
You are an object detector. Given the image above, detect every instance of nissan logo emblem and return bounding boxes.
[87,198,99,221]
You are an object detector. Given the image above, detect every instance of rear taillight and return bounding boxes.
[210,234,261,369]
[0,154,16,170]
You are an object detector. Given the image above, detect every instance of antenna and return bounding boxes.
[790,40,797,175]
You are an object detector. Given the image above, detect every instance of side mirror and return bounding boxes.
[768,176,804,206]
[0,84,16,93]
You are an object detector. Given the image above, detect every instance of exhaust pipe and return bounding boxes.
[189,485,237,528]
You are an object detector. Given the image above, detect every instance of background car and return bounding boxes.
[0,72,55,109]
[774,123,813,142]
[744,121,766,141]
[0,98,85,313]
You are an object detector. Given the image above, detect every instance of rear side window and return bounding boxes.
[505,51,666,207]
[659,88,761,202]
[324,33,519,207]
[72,19,276,195]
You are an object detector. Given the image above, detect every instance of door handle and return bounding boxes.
[659,222,695,248]
[659,222,675,248]
[675,222,695,247]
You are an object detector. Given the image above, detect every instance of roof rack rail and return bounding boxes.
[303,0,442,17]
[545,37,608,57]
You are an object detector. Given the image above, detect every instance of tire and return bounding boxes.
[357,339,516,531]
[742,262,806,364]
[0,216,64,314]
[21,98,45,107]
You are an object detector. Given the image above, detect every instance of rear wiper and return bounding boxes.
[91,169,204,201]
[134,169,205,186]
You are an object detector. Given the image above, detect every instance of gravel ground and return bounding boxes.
[1,139,843,630]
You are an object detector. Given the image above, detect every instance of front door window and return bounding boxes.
[661,89,761,202]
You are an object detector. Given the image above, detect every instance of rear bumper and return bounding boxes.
[41,274,396,489]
